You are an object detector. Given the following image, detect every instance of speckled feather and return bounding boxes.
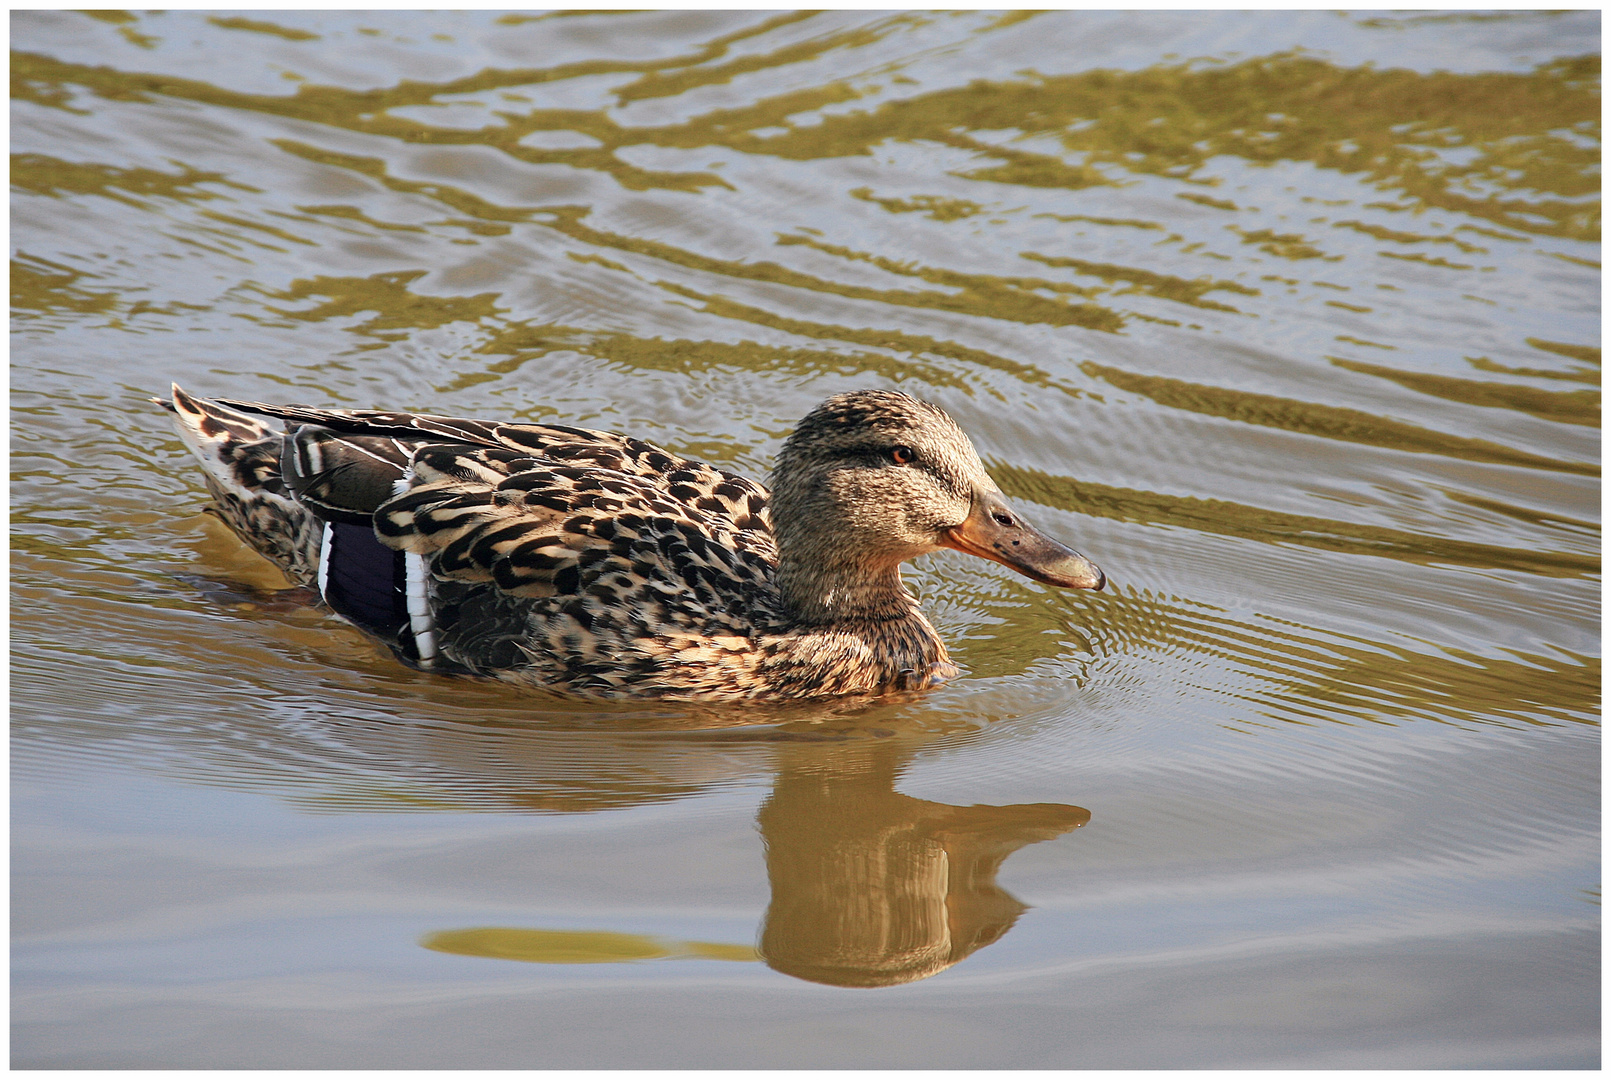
[158,388,958,701]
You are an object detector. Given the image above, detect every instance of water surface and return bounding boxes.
[12,9,1599,1068]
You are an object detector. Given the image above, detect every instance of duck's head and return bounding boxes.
[770,389,1104,623]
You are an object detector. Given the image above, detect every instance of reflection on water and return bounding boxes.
[12,8,1598,1069]
[426,927,758,965]
[422,740,1086,988]
[757,743,1086,987]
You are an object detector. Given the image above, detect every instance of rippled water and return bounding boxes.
[12,9,1600,1069]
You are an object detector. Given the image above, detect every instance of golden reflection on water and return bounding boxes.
[756,742,1086,987]
[425,927,758,965]
[11,36,1599,300]
[421,741,1087,988]
[1078,362,1596,476]
[1328,357,1600,427]
[995,463,1599,580]
[26,40,1590,238]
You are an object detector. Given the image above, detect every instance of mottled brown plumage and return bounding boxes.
[157,385,1104,701]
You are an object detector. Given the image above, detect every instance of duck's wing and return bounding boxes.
[376,439,775,592]
[214,398,768,516]
[210,398,779,673]
[214,396,774,548]
[213,398,510,447]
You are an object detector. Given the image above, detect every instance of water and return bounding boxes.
[11,9,1599,1068]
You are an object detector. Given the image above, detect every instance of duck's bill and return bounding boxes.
[940,492,1106,591]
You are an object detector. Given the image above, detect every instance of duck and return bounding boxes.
[157,385,1104,701]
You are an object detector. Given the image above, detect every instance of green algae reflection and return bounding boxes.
[13,45,1597,238]
[423,927,757,965]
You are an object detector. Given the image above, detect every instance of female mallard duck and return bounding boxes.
[158,386,1104,701]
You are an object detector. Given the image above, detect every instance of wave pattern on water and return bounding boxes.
[9,10,1600,1066]
[12,5,1600,748]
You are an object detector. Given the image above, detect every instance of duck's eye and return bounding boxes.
[888,445,916,465]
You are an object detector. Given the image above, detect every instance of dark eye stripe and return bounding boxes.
[835,444,890,463]
[833,443,925,468]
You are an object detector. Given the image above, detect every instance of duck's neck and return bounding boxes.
[776,557,921,626]
[774,555,955,693]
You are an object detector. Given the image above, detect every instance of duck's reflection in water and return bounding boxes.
[423,738,1087,988]
[128,588,1087,988]
[757,743,1087,987]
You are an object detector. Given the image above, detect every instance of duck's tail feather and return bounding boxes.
[158,385,451,670]
[158,383,323,588]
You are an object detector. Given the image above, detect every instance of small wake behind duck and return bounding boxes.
[156,386,1103,701]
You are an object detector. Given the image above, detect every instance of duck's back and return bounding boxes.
[161,389,796,697]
